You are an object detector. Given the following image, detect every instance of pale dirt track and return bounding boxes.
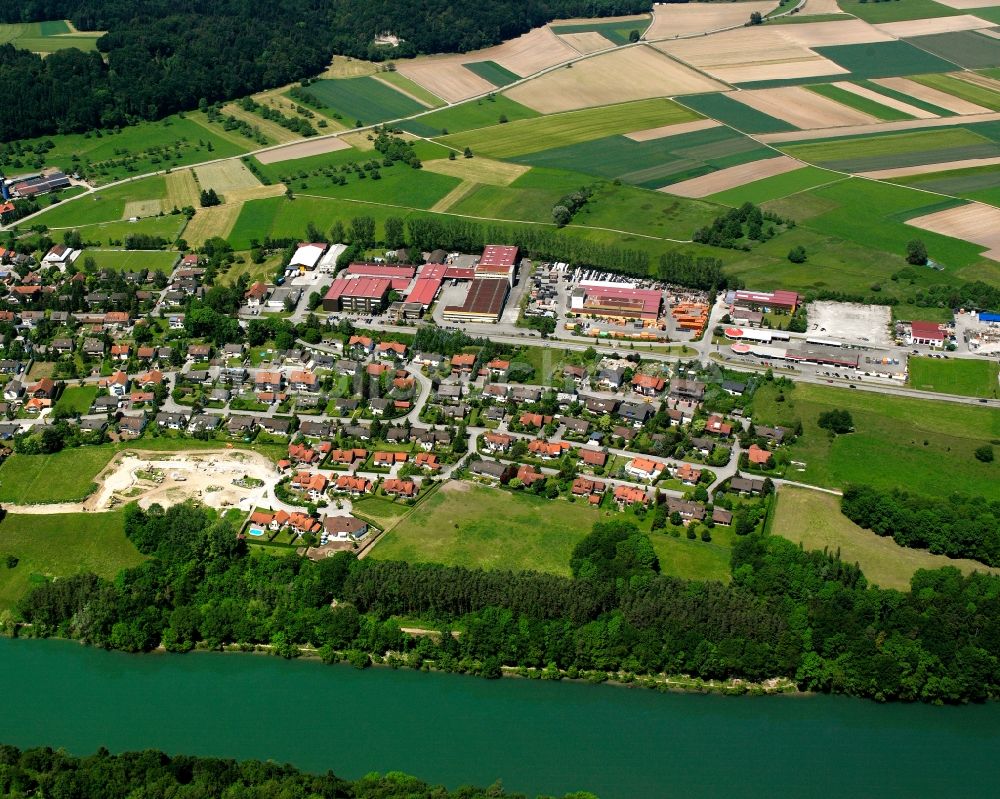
[644,1,777,40]
[874,77,992,115]
[907,201,1000,260]
[625,118,721,142]
[660,156,803,198]
[755,112,1000,144]
[256,136,351,164]
[830,81,938,118]
[859,155,1000,179]
[506,46,724,113]
[873,14,994,38]
[733,86,878,129]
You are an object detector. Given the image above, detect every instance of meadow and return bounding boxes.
[814,41,958,79]
[32,176,168,228]
[903,31,1000,70]
[0,447,116,505]
[749,381,1000,497]
[399,95,539,136]
[463,61,520,87]
[908,356,1000,397]
[771,486,998,591]
[0,512,145,611]
[53,386,98,415]
[678,93,795,134]
[300,77,426,125]
[85,249,179,272]
[438,98,700,159]
[0,19,103,53]
[301,166,461,209]
[707,166,843,206]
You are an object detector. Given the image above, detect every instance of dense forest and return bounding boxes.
[841,484,1000,567]
[13,502,1000,704]
[0,0,652,141]
[0,744,597,798]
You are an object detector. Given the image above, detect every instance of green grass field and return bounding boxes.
[29,176,167,228]
[574,181,721,240]
[903,31,1000,70]
[53,386,98,415]
[371,482,601,575]
[908,356,1000,397]
[0,512,146,611]
[814,41,959,79]
[649,524,734,583]
[511,125,772,189]
[299,77,426,125]
[463,61,520,87]
[807,83,914,121]
[854,79,957,117]
[0,19,103,53]
[399,95,540,136]
[373,72,445,108]
[910,73,1000,112]
[86,249,179,272]
[678,93,795,134]
[892,163,1000,205]
[750,381,1000,497]
[550,16,650,45]
[302,167,461,209]
[707,167,843,206]
[0,447,116,505]
[228,196,284,248]
[842,0,959,24]
[771,486,998,591]
[439,98,699,159]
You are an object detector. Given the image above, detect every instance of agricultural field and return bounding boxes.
[856,78,958,116]
[644,2,778,40]
[812,41,959,79]
[295,77,426,125]
[679,93,796,134]
[371,481,601,575]
[572,181,721,239]
[0,512,146,611]
[771,486,999,591]
[706,166,843,206]
[749,381,1000,497]
[843,0,961,24]
[550,15,651,46]
[663,157,805,199]
[807,83,917,121]
[53,386,98,415]
[0,447,116,505]
[32,176,168,228]
[510,125,774,190]
[890,162,1000,204]
[373,72,445,108]
[399,95,539,137]
[0,19,103,53]
[194,160,261,194]
[304,167,461,210]
[437,98,700,159]
[463,61,520,87]
[86,247,178,273]
[904,30,1000,69]
[908,72,1000,111]
[908,356,1000,397]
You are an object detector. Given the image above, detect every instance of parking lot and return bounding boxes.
[807,301,892,347]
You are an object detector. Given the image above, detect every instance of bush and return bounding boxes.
[817,409,853,435]
[4,554,17,569]
[975,445,994,463]
[788,245,807,264]
[906,239,928,266]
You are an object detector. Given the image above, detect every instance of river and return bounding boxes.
[1,638,998,798]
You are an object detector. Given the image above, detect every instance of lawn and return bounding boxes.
[463,61,520,87]
[85,249,179,272]
[0,447,116,505]
[550,16,651,45]
[749,381,1000,497]
[904,31,1000,70]
[53,386,98,415]
[399,95,540,137]
[707,167,843,206]
[813,41,958,79]
[678,93,796,134]
[299,77,426,125]
[908,356,1000,398]
[771,486,999,590]
[0,512,146,611]
[0,19,103,53]
[844,0,959,24]
[438,98,700,159]
[648,524,734,583]
[371,482,601,575]
[807,83,914,121]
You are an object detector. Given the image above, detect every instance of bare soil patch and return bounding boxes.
[733,86,878,129]
[873,77,993,115]
[806,301,893,346]
[831,81,938,118]
[800,0,849,13]
[907,201,1000,260]
[255,136,351,164]
[625,118,721,141]
[506,46,724,113]
[660,156,803,198]
[558,31,615,54]
[644,1,778,40]
[776,18,893,47]
[874,14,993,38]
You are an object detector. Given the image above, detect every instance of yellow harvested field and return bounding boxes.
[122,199,162,218]
[907,201,1000,260]
[430,181,480,213]
[164,169,200,208]
[422,156,528,186]
[558,31,615,54]
[221,102,300,144]
[733,86,878,129]
[873,14,993,37]
[505,46,724,113]
[625,118,721,141]
[487,27,579,76]
[660,156,803,198]
[655,27,847,84]
[339,131,376,151]
[182,203,243,247]
[873,77,993,115]
[194,160,261,193]
[550,13,650,26]
[799,0,849,12]
[644,1,777,40]
[776,19,892,47]
[830,81,938,118]
[255,136,352,165]
[398,58,496,104]
[223,184,287,203]
[757,112,1000,143]
[321,56,380,78]
[859,155,1000,179]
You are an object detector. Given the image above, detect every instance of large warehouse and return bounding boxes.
[475,245,519,285]
[322,277,391,313]
[570,285,663,320]
[441,278,510,323]
[732,289,800,313]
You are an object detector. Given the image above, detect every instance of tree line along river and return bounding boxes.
[2,638,998,798]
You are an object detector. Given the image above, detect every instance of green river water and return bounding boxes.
[1,638,998,798]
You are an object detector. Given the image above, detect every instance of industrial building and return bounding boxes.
[345,263,416,291]
[6,171,71,198]
[909,320,947,347]
[474,245,519,285]
[732,289,800,313]
[570,284,664,321]
[322,277,391,313]
[441,278,510,323]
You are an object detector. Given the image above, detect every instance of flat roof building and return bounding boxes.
[345,263,416,291]
[323,277,391,313]
[289,243,327,270]
[571,285,663,320]
[733,289,800,313]
[441,278,510,323]
[475,245,519,285]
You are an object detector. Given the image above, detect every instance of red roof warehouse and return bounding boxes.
[910,320,947,345]
[733,289,800,313]
[345,263,415,291]
[323,277,391,313]
[406,278,442,308]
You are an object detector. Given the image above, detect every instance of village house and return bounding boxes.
[583,395,619,415]
[255,371,283,393]
[747,444,773,466]
[624,457,664,482]
[118,414,148,438]
[291,471,328,501]
[105,371,130,398]
[528,439,571,460]
[414,452,439,471]
[705,415,733,436]
[155,412,188,430]
[578,447,607,468]
[598,366,625,390]
[631,373,665,397]
[486,359,510,377]
[376,341,408,360]
[188,344,211,361]
[418,430,451,450]
[469,460,513,483]
[289,370,318,392]
[334,474,372,495]
[323,514,369,542]
[730,476,765,495]
[450,353,476,374]
[712,507,734,526]
[516,464,545,487]
[666,498,706,523]
[675,463,702,485]
[519,412,553,429]
[572,477,606,504]
[227,415,257,436]
[329,448,367,466]
[669,378,706,402]
[483,431,513,453]
[244,282,271,308]
[259,418,291,436]
[348,335,375,357]
[619,402,654,427]
[383,478,417,498]
[374,451,407,467]
[614,485,649,508]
